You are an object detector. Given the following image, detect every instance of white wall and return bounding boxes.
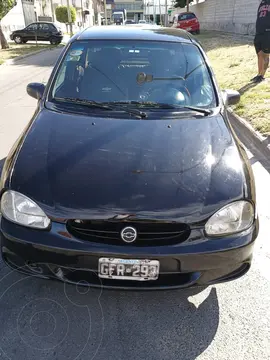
[173,0,261,35]
[1,0,25,39]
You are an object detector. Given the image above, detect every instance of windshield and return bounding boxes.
[49,40,216,108]
[179,14,194,21]
[113,14,123,19]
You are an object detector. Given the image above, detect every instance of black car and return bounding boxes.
[10,22,63,45]
[0,27,258,290]
[125,20,136,24]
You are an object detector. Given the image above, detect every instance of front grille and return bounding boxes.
[67,220,190,246]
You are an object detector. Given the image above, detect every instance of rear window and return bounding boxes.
[178,13,196,21]
[49,40,216,108]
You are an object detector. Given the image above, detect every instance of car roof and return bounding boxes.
[27,21,57,25]
[178,12,196,15]
[75,26,194,43]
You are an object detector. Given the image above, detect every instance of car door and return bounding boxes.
[24,23,38,41]
[38,23,51,41]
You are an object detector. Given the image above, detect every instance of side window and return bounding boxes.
[49,24,57,31]
[26,24,38,31]
[43,24,51,31]
[39,24,49,31]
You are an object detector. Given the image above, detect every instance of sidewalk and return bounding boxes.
[0,34,70,65]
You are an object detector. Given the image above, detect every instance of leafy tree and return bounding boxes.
[0,0,17,49]
[174,0,192,10]
[55,5,76,35]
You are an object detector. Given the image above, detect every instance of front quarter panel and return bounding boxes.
[0,109,40,195]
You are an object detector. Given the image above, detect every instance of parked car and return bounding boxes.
[10,22,63,45]
[173,12,200,34]
[0,27,258,290]
[125,20,136,25]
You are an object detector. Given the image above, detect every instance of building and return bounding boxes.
[107,0,174,24]
[1,0,104,41]
[1,0,35,39]
[143,0,174,24]
[110,0,144,22]
[34,0,99,29]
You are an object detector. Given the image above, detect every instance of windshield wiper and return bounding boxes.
[53,97,147,119]
[108,101,212,116]
[178,105,212,116]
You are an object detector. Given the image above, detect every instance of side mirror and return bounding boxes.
[27,82,45,100]
[222,89,241,106]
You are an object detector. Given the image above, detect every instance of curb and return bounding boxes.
[228,109,270,157]
[1,45,64,66]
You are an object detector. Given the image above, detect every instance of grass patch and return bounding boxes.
[0,43,63,64]
[197,31,270,134]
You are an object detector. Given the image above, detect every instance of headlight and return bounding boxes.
[205,201,254,236]
[1,190,50,229]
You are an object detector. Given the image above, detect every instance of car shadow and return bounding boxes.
[238,82,260,95]
[10,45,64,68]
[94,286,219,360]
[0,271,219,360]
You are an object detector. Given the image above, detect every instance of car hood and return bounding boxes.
[10,109,248,222]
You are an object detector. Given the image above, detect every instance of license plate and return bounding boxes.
[98,258,160,281]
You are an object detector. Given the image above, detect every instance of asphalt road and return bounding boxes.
[0,48,269,360]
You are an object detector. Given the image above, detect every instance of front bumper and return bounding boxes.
[0,217,258,290]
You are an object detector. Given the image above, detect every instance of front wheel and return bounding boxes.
[195,29,200,35]
[14,35,23,44]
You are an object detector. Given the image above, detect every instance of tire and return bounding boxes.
[22,40,28,44]
[196,29,200,35]
[14,35,23,44]
[50,37,59,45]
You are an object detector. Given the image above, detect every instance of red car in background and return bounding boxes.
[173,12,200,34]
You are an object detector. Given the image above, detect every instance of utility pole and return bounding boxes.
[66,0,72,35]
[50,0,55,22]
[81,0,84,28]
[158,0,162,25]
[164,0,167,26]
[186,0,190,12]
[104,0,107,25]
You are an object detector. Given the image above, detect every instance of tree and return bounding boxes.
[55,5,76,35]
[0,0,17,49]
[174,0,192,11]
